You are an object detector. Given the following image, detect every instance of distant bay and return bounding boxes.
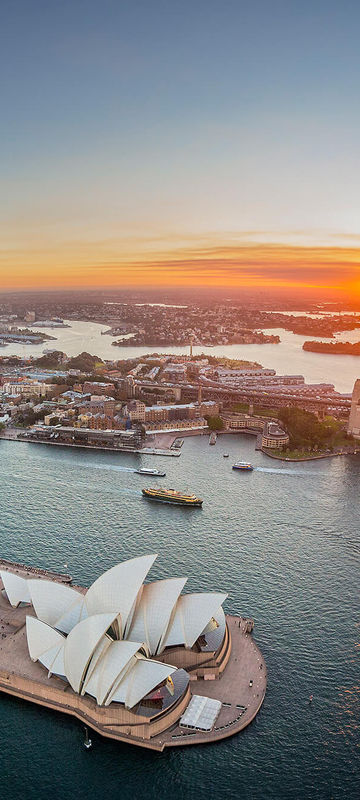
[4,319,360,393]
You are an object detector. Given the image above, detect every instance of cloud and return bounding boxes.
[0,236,359,292]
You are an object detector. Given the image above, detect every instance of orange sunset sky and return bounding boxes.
[2,230,360,297]
[1,1,360,298]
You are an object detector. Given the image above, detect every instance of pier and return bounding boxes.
[1,429,180,457]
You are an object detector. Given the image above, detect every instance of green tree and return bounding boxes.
[278,407,342,450]
[205,415,224,431]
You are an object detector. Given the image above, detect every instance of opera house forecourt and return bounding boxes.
[0,555,267,750]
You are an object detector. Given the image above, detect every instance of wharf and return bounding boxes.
[0,561,267,751]
[1,431,180,457]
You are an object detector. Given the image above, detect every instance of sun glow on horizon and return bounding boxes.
[1,234,359,297]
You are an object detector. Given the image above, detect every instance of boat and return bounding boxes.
[232,461,254,471]
[142,488,203,507]
[223,453,229,458]
[134,468,166,477]
[83,726,92,749]
[171,438,184,449]
[209,432,217,445]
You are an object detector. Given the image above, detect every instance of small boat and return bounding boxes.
[83,726,92,749]
[223,453,229,458]
[232,461,254,471]
[134,468,166,477]
[142,488,203,507]
[171,438,184,449]
[209,432,217,445]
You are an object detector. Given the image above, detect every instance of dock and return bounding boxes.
[1,430,180,457]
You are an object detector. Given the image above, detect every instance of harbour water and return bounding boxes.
[0,434,359,799]
[4,319,360,392]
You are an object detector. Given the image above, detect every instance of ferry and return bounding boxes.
[232,461,254,471]
[142,488,203,507]
[209,432,217,445]
[134,468,166,477]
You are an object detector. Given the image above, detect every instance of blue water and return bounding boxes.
[0,435,359,800]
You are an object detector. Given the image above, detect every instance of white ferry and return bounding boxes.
[232,461,254,472]
[135,468,166,477]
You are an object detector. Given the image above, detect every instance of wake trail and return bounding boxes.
[254,466,328,477]
[69,462,136,474]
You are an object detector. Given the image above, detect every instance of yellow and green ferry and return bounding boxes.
[142,487,203,507]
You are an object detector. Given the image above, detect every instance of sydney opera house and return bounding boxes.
[0,554,266,750]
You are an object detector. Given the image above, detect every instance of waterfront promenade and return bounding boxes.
[158,616,266,749]
[0,428,180,457]
[2,424,358,463]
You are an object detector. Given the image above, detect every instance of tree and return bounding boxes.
[205,415,224,431]
[66,352,104,372]
[33,351,64,368]
[278,407,342,450]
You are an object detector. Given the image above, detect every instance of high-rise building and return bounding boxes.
[125,376,136,398]
[347,379,360,438]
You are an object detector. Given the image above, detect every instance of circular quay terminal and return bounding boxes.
[0,555,266,751]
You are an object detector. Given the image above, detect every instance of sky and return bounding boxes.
[1,0,360,296]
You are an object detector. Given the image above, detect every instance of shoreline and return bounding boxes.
[2,426,359,463]
[0,433,181,458]
[260,447,360,462]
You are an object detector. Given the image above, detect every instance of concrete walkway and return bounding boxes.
[153,616,267,749]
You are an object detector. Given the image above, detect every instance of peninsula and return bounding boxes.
[0,327,56,347]
[303,341,360,355]
[0,556,266,751]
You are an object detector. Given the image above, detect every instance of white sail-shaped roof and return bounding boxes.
[28,580,85,634]
[54,597,88,633]
[64,613,117,693]
[49,646,66,677]
[105,662,135,706]
[201,605,226,634]
[109,655,176,709]
[162,592,228,649]
[80,636,113,695]
[26,616,66,676]
[84,640,145,705]
[127,577,187,655]
[84,554,157,635]
[1,570,31,607]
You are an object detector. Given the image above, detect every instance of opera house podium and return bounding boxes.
[0,555,266,750]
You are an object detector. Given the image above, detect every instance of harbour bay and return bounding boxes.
[3,0,360,796]
[0,434,358,799]
[4,319,360,393]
